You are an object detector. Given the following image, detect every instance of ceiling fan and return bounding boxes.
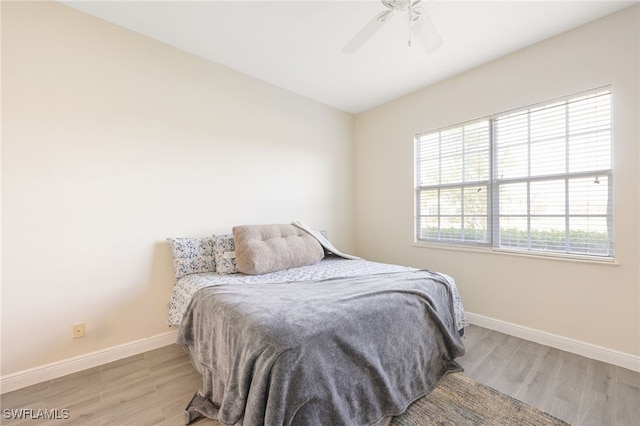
[342,0,442,55]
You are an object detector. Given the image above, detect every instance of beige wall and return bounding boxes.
[354,6,640,356]
[1,1,355,375]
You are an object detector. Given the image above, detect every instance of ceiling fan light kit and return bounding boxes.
[342,0,442,55]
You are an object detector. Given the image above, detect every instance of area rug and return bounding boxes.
[390,372,569,425]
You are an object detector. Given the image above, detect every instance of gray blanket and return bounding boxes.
[176,270,465,425]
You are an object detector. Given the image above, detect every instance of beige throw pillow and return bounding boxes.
[233,224,324,275]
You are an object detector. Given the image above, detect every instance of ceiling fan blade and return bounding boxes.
[342,9,394,54]
[409,7,443,54]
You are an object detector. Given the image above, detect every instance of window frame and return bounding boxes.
[414,87,614,261]
[414,118,492,248]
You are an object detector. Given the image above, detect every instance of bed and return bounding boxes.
[167,223,467,425]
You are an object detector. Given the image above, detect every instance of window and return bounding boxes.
[415,88,613,258]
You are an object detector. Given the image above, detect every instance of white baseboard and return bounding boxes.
[0,330,179,394]
[466,312,640,373]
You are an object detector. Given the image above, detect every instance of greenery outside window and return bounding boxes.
[414,87,613,259]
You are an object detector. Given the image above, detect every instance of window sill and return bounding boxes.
[412,242,620,266]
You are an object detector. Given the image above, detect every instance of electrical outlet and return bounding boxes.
[73,323,85,339]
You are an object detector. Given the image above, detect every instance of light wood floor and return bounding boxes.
[458,324,640,425]
[1,324,639,425]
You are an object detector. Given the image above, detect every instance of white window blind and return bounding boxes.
[415,119,491,244]
[493,89,613,256]
[415,88,613,258]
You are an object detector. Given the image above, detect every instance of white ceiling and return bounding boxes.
[59,1,636,114]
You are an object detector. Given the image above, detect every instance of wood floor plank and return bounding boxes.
[578,358,617,425]
[0,381,50,411]
[486,338,543,397]
[468,333,522,384]
[157,414,190,426]
[617,366,640,388]
[160,393,197,421]
[52,396,103,425]
[615,380,640,425]
[457,329,507,374]
[614,366,640,425]
[460,324,489,351]
[544,350,590,424]
[100,357,150,385]
[99,374,157,405]
[101,406,166,426]
[49,367,102,395]
[516,345,564,410]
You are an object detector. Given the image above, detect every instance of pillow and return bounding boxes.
[318,230,331,255]
[291,220,360,260]
[213,234,238,275]
[233,224,324,275]
[166,236,216,279]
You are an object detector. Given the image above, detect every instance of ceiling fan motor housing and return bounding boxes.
[382,0,418,12]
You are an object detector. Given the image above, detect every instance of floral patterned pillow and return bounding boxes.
[167,236,217,279]
[214,234,238,275]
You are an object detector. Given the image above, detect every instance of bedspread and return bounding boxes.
[168,257,468,332]
[176,269,465,426]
